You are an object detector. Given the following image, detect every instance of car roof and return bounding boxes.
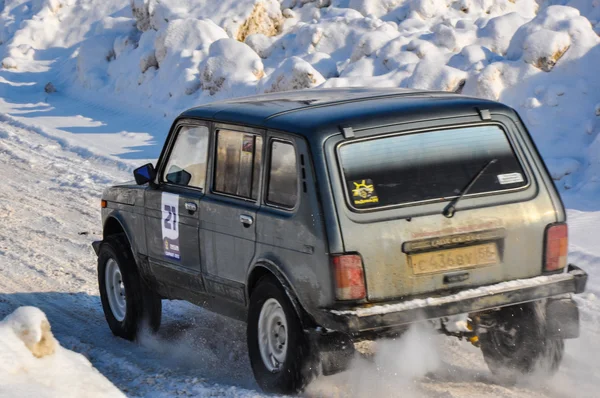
[179,88,513,140]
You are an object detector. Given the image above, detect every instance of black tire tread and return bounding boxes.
[479,302,564,382]
[98,234,162,340]
[247,275,317,394]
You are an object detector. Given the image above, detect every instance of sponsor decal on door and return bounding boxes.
[161,192,181,260]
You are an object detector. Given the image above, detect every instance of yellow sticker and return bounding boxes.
[351,179,379,206]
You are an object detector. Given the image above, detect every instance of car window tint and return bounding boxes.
[267,141,298,208]
[214,130,262,199]
[338,125,527,210]
[163,125,209,189]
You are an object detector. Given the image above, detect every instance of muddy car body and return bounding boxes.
[94,88,587,394]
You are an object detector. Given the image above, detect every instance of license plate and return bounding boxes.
[409,243,499,275]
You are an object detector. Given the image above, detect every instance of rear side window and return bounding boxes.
[163,125,209,189]
[214,130,262,199]
[338,125,528,210]
[267,140,298,208]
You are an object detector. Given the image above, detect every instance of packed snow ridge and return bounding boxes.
[1,0,599,196]
[0,307,124,397]
[331,271,576,317]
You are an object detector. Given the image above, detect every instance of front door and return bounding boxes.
[145,122,210,294]
[199,126,263,304]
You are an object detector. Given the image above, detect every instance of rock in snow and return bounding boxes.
[3,307,57,358]
[0,307,124,397]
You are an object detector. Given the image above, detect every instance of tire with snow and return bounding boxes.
[98,234,162,340]
[247,276,317,394]
[478,302,564,383]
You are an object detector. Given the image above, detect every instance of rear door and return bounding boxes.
[199,125,263,304]
[145,121,210,294]
[326,118,558,301]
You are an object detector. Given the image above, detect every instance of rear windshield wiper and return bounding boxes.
[443,159,497,218]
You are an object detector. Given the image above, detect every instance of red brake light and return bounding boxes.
[544,223,568,272]
[332,254,366,300]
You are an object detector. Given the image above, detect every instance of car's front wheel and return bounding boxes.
[247,276,317,394]
[478,302,564,383]
[98,234,162,340]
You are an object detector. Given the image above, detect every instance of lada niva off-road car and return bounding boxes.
[93,88,587,394]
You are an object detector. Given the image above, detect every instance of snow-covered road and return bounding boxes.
[0,104,263,397]
[0,83,599,397]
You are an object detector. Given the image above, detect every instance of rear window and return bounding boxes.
[267,140,298,209]
[338,125,528,210]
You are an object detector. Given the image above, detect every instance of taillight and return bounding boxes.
[544,223,568,272]
[332,254,366,300]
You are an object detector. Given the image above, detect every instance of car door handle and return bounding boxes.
[240,214,254,227]
[184,202,197,213]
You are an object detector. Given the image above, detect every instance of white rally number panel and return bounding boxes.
[161,192,181,260]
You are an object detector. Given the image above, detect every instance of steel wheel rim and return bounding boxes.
[105,258,126,322]
[257,298,288,372]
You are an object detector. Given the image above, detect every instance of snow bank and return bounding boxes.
[129,0,282,39]
[263,56,325,92]
[0,307,124,397]
[1,0,600,197]
[199,39,264,96]
[2,306,57,358]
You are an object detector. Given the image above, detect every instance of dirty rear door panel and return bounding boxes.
[199,126,263,302]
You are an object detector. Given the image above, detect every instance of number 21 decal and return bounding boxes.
[161,193,181,260]
[163,204,177,231]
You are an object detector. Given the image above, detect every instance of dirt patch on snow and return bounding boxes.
[535,45,570,72]
[236,2,282,43]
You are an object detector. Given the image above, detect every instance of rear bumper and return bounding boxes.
[318,264,587,336]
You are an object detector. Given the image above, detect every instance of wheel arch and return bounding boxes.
[247,261,316,329]
[102,212,137,254]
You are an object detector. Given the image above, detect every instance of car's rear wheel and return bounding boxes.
[98,234,162,340]
[478,302,564,383]
[247,276,317,394]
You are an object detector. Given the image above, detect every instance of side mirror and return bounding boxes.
[133,163,156,185]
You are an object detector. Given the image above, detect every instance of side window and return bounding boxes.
[214,130,263,199]
[267,140,298,208]
[163,125,209,189]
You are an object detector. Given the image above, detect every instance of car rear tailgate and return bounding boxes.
[325,119,560,302]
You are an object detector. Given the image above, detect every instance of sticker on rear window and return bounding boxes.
[351,179,379,206]
[497,173,524,185]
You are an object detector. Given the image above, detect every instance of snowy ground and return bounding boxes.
[1,0,600,397]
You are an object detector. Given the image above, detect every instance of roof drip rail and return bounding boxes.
[341,126,355,139]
